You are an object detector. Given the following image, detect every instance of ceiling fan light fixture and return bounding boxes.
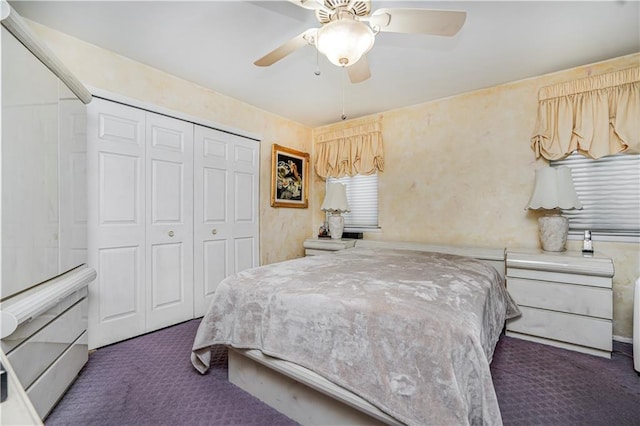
[316,19,374,67]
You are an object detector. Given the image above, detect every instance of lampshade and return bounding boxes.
[526,166,581,252]
[316,19,374,67]
[321,183,350,213]
[526,166,582,211]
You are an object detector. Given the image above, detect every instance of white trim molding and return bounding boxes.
[0,265,96,339]
[88,87,262,142]
[0,1,92,104]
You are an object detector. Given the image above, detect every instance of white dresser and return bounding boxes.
[1,265,96,419]
[505,249,614,358]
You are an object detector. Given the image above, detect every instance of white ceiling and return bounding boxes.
[11,1,640,127]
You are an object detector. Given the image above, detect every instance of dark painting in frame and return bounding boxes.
[271,144,309,208]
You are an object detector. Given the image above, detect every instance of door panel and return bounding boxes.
[235,171,255,223]
[203,167,227,223]
[151,242,183,308]
[87,99,146,349]
[194,126,259,316]
[235,237,256,274]
[99,153,140,224]
[151,125,184,152]
[146,111,194,331]
[203,136,227,161]
[151,159,183,224]
[98,246,141,321]
[203,240,228,301]
[231,138,259,271]
[98,113,141,146]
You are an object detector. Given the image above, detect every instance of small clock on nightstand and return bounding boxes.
[303,238,356,256]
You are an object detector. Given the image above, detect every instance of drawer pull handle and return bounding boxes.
[211,229,217,235]
[168,231,175,237]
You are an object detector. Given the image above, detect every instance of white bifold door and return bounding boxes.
[193,126,259,317]
[145,112,194,331]
[87,98,258,349]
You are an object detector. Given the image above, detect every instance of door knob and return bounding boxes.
[168,230,174,237]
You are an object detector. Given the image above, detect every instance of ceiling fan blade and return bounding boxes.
[254,28,317,67]
[347,55,371,84]
[370,8,467,36]
[287,0,330,13]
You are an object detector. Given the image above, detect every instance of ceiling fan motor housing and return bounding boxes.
[315,0,371,23]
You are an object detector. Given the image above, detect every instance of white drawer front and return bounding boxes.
[1,288,87,354]
[27,331,88,419]
[508,277,612,319]
[506,268,612,288]
[7,298,87,389]
[507,306,612,351]
[305,249,335,256]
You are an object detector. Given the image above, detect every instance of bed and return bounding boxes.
[191,240,520,425]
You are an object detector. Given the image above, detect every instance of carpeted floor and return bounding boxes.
[45,319,639,426]
[491,336,639,425]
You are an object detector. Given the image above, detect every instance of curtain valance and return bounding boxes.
[315,120,384,179]
[531,67,640,160]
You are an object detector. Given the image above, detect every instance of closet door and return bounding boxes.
[145,112,194,330]
[193,127,259,316]
[231,136,260,272]
[87,99,146,349]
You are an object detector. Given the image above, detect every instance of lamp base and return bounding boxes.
[328,214,344,240]
[538,214,569,252]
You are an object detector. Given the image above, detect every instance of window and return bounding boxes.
[327,174,378,230]
[551,152,640,240]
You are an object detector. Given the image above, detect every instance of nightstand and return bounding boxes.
[303,238,356,256]
[505,249,614,358]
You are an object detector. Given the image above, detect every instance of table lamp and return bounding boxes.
[321,183,350,240]
[526,166,582,251]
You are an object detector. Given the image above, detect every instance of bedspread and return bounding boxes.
[191,247,520,426]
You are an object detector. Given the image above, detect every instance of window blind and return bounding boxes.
[551,152,640,237]
[327,174,378,229]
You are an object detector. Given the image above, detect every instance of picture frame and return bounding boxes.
[271,144,309,208]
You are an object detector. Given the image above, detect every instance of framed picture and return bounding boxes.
[271,144,309,208]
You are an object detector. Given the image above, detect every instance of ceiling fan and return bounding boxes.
[254,0,467,84]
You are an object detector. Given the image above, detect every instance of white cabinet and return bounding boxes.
[1,19,94,421]
[87,98,259,348]
[505,249,614,358]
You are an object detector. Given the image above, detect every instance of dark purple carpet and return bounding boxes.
[491,336,639,425]
[45,319,297,426]
[45,319,639,426]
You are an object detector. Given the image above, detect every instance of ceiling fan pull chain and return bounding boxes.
[315,45,321,76]
[341,70,347,120]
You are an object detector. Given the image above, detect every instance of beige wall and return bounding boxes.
[313,53,639,339]
[30,20,638,339]
[28,21,314,265]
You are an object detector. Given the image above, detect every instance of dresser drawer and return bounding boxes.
[507,306,612,351]
[7,297,87,389]
[26,331,88,419]
[507,277,612,319]
[305,248,334,256]
[506,267,612,288]
[1,287,87,354]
